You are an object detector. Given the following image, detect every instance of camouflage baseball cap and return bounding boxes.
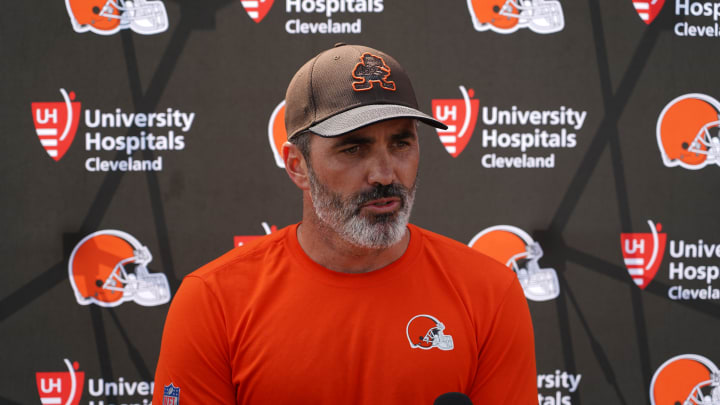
[284,43,447,140]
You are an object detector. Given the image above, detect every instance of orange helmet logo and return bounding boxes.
[469,225,560,301]
[467,0,565,34]
[406,314,454,351]
[650,354,720,405]
[657,93,720,170]
[68,230,171,307]
[268,100,287,168]
[64,0,169,35]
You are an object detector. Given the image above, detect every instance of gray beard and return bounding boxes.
[307,166,416,249]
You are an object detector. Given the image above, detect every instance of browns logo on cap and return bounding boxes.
[284,43,447,140]
[352,53,396,92]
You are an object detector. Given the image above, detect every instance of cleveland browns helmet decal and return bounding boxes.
[406,314,454,351]
[469,225,560,301]
[657,93,720,170]
[65,0,169,35]
[467,0,565,34]
[68,230,171,307]
[650,354,720,405]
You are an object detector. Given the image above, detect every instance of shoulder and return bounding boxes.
[185,225,293,288]
[412,225,513,276]
[411,224,518,297]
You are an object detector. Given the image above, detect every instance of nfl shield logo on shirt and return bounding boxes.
[163,383,180,405]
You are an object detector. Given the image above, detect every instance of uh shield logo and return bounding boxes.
[432,86,479,158]
[241,0,274,23]
[620,220,666,289]
[268,100,287,168]
[632,0,665,24]
[36,359,85,405]
[650,354,720,405]
[31,89,81,161]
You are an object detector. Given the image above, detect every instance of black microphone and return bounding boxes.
[433,392,474,405]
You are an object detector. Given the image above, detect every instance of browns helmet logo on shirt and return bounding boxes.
[406,314,454,351]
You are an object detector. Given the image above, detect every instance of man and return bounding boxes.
[153,43,537,404]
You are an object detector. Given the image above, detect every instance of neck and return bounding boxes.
[297,196,410,274]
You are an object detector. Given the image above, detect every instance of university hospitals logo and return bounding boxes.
[538,370,583,404]
[619,220,720,300]
[234,222,277,247]
[406,314,454,351]
[36,359,85,405]
[31,88,195,172]
[657,93,720,170]
[620,220,666,289]
[469,225,560,301]
[432,86,479,158]
[31,89,81,161]
[632,0,666,24]
[650,354,720,405]
[284,0,384,34]
[68,230,171,307]
[429,87,587,168]
[268,100,287,168]
[241,0,274,22]
[466,0,565,34]
[36,357,155,404]
[65,0,169,35]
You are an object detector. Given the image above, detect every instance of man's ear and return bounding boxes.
[283,141,310,190]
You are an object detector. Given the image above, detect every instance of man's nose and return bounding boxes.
[367,151,395,186]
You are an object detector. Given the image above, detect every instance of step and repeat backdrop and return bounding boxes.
[2,0,720,404]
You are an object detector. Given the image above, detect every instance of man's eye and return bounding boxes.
[343,145,360,154]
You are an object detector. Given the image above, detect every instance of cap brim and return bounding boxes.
[308,104,448,137]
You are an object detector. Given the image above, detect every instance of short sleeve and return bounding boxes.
[152,276,236,404]
[468,277,538,403]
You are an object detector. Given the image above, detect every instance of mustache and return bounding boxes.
[352,183,409,212]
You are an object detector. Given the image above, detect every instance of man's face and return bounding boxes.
[305,118,419,249]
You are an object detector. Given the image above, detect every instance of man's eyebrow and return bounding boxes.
[391,131,417,141]
[331,129,417,147]
[332,134,373,147]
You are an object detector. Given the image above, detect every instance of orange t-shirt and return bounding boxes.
[153,224,537,404]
